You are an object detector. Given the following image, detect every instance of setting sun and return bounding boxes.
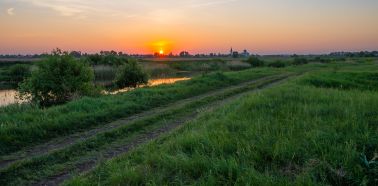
[147,40,173,55]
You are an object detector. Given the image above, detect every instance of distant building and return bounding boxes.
[230,47,250,58]
[240,49,250,57]
[232,51,239,58]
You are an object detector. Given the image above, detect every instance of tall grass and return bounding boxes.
[92,65,116,86]
[167,59,249,72]
[0,76,287,186]
[0,68,282,155]
[0,63,34,88]
[301,72,378,91]
[67,74,378,185]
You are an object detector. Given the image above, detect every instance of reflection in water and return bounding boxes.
[0,90,23,107]
[0,78,191,106]
[149,77,191,86]
[108,77,191,95]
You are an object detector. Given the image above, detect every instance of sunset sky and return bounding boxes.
[1,0,378,55]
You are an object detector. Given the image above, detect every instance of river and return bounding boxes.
[106,77,191,94]
[0,89,23,107]
[0,77,191,107]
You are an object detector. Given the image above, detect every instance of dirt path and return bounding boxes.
[0,74,289,170]
[34,74,297,186]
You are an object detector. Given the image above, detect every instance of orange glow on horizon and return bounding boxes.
[147,40,173,55]
[1,0,377,54]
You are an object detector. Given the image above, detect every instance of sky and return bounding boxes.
[0,0,378,55]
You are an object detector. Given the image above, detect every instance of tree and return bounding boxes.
[179,51,190,57]
[114,60,149,88]
[8,64,31,85]
[293,57,308,65]
[69,51,82,58]
[246,56,265,67]
[19,49,95,106]
[268,60,286,68]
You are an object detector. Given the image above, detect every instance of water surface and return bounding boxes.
[108,77,191,94]
[0,77,191,106]
[0,89,22,107]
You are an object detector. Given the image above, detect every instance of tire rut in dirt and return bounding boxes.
[0,74,289,170]
[32,75,296,186]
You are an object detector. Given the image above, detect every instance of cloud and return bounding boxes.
[18,0,139,19]
[7,8,15,15]
[14,0,237,21]
[24,0,86,16]
[190,0,239,8]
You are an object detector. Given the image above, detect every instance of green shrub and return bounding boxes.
[268,60,286,68]
[114,60,149,88]
[246,56,265,67]
[19,50,95,106]
[293,57,308,65]
[8,64,31,85]
[314,57,332,63]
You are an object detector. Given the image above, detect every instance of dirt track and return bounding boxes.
[36,74,297,186]
[0,74,298,186]
[0,75,288,170]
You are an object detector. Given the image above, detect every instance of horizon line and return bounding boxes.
[1,49,378,56]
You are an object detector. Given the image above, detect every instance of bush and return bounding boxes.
[246,56,265,67]
[85,52,127,66]
[114,60,149,88]
[314,57,332,63]
[8,64,31,85]
[268,60,286,68]
[19,50,95,106]
[293,57,308,65]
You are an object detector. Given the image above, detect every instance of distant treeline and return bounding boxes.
[82,51,130,66]
[0,61,36,67]
[0,50,128,60]
[2,50,377,60]
[329,51,378,57]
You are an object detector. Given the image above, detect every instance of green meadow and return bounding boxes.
[66,63,378,185]
[0,66,282,155]
[0,57,377,185]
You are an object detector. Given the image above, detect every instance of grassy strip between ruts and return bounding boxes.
[65,73,377,186]
[0,68,286,155]
[0,74,291,186]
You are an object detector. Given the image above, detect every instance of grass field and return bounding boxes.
[0,74,293,185]
[0,67,287,156]
[65,67,378,185]
[139,58,251,79]
[0,57,377,185]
